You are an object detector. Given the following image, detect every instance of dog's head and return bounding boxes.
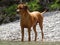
[17,3,28,13]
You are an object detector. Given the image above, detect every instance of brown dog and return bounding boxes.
[17,3,45,41]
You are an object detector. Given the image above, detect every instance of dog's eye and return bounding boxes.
[20,8,22,9]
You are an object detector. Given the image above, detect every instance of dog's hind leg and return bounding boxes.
[33,25,37,41]
[39,21,44,41]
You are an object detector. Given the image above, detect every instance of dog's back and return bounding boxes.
[30,11,43,20]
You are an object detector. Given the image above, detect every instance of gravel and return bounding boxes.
[0,11,60,41]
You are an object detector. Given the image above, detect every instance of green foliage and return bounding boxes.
[50,0,60,10]
[27,0,43,11]
[27,0,60,11]
[0,4,18,24]
[3,4,17,16]
[51,3,60,10]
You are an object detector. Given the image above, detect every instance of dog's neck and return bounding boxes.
[20,10,30,18]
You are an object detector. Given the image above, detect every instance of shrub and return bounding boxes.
[27,0,43,11]
[0,4,19,24]
[50,0,60,10]
[3,4,17,16]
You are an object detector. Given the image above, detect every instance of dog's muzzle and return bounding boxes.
[16,9,20,13]
[17,9,20,12]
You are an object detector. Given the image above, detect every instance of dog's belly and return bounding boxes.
[21,22,33,28]
[22,25,30,28]
[21,20,37,28]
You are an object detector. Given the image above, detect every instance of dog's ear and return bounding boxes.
[24,5,28,9]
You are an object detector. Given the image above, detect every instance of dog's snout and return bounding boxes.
[17,9,20,12]
[16,9,20,13]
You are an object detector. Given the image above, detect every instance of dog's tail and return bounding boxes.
[41,9,47,14]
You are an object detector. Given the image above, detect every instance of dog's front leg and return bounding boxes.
[21,27,24,42]
[28,28,31,41]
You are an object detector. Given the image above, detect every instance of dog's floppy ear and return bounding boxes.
[24,5,28,9]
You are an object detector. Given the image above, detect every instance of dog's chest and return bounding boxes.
[20,18,32,28]
[20,16,37,28]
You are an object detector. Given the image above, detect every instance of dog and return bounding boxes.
[17,3,46,41]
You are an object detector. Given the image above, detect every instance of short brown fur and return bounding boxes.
[17,3,45,41]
